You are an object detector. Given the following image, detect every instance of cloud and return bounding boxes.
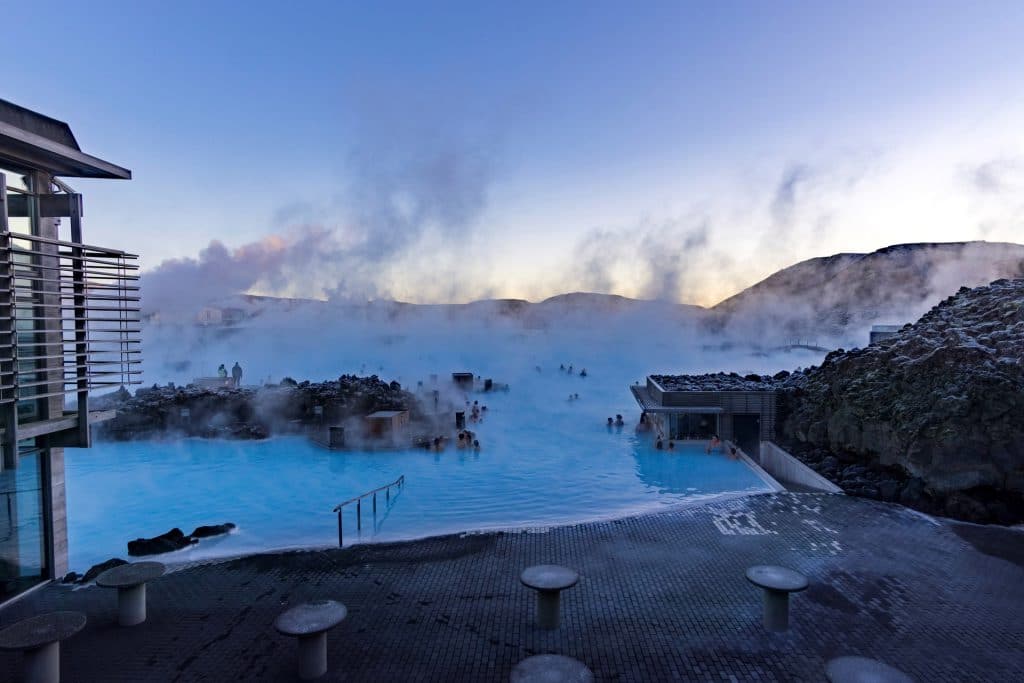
[969,157,1024,194]
[142,124,497,314]
[140,228,343,316]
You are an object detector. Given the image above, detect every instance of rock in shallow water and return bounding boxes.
[128,528,197,556]
[189,523,236,538]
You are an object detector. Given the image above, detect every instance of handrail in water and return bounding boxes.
[333,475,405,546]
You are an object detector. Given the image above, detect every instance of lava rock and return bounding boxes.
[80,558,128,583]
[660,279,1024,525]
[877,480,901,501]
[190,523,236,539]
[128,528,197,556]
[61,572,80,584]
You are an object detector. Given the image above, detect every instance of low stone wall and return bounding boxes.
[758,441,843,493]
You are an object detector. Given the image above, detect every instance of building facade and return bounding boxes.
[0,100,139,604]
[630,376,777,455]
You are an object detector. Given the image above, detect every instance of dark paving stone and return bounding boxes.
[1,493,1022,681]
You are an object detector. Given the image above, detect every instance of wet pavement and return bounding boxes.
[1,492,1022,681]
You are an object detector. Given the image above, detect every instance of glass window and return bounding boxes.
[0,440,49,602]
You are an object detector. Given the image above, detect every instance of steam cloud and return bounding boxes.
[142,122,495,318]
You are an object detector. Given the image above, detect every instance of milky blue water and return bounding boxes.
[65,382,770,571]
[64,312,823,571]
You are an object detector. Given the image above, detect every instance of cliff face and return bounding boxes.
[779,279,1024,497]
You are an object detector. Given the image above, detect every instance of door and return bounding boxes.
[733,414,761,456]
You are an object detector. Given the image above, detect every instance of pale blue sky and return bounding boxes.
[6,1,1024,304]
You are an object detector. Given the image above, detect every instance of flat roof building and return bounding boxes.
[870,324,903,345]
[630,375,777,455]
[1,99,139,605]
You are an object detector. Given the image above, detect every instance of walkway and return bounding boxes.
[2,493,1022,681]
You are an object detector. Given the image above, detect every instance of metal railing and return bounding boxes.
[0,230,142,404]
[332,475,405,547]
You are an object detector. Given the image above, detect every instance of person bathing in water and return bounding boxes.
[706,435,722,454]
[614,414,624,427]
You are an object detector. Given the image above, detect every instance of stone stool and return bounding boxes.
[0,611,86,683]
[511,654,594,682]
[826,656,915,683]
[520,565,579,630]
[274,599,347,680]
[96,561,165,626]
[745,565,808,631]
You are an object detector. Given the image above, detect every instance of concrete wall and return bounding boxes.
[758,441,843,493]
[47,448,68,578]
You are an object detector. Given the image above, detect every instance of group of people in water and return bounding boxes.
[611,411,740,459]
[425,429,481,453]
[558,363,587,377]
[606,414,625,429]
[466,399,487,423]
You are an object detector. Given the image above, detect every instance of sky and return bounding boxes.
[5,0,1024,306]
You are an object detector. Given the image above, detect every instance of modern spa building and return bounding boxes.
[630,375,777,455]
[0,100,139,604]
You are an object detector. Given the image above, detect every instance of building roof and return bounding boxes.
[630,385,723,414]
[366,410,408,419]
[0,99,131,179]
[650,374,777,392]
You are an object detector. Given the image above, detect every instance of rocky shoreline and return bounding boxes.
[660,279,1024,525]
[92,374,418,441]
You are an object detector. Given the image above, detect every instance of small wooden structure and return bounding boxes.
[364,410,410,438]
[452,372,474,388]
[192,377,233,389]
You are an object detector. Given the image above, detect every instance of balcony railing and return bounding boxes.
[0,230,142,405]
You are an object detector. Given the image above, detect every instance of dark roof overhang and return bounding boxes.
[0,99,130,179]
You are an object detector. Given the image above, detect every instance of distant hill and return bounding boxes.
[709,241,1024,342]
[147,241,1024,345]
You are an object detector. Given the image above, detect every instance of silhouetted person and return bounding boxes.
[615,414,624,427]
[217,363,227,379]
[580,368,587,377]
[656,439,664,450]
[231,362,243,387]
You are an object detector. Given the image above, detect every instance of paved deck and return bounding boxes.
[2,492,1022,681]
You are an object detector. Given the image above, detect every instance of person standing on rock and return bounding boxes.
[217,364,227,379]
[231,362,243,387]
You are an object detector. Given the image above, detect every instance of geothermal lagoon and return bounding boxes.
[64,320,813,571]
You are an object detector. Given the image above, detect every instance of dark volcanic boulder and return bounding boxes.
[778,279,1024,500]
[80,558,128,583]
[189,523,236,539]
[128,528,197,556]
[659,278,1024,524]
